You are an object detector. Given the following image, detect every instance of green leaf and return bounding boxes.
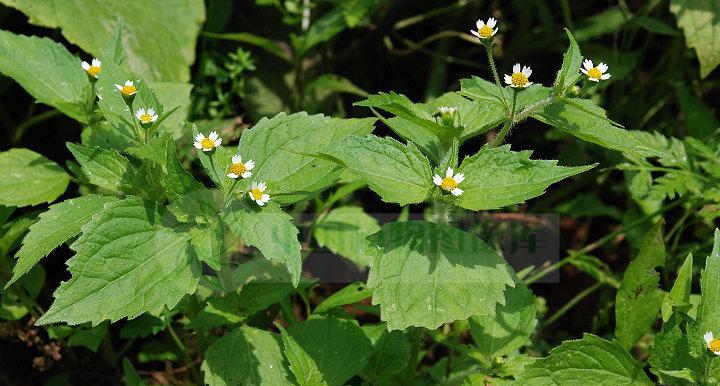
[279,326,328,386]
[201,326,294,386]
[693,229,720,333]
[670,0,720,77]
[314,282,372,314]
[123,357,147,386]
[67,142,137,193]
[649,315,699,385]
[286,316,372,386]
[223,201,302,286]
[0,29,91,122]
[615,222,666,350]
[314,206,380,268]
[189,220,224,271]
[0,0,206,82]
[515,334,654,385]
[456,145,595,211]
[662,253,694,322]
[366,221,514,330]
[67,322,108,352]
[553,29,583,94]
[0,148,70,207]
[36,196,199,326]
[361,324,411,383]
[321,134,433,206]
[7,195,117,287]
[236,112,375,204]
[469,279,537,358]
[157,135,203,200]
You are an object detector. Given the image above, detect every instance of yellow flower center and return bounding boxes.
[251,187,264,200]
[710,339,720,352]
[229,163,246,176]
[478,25,494,38]
[200,138,215,150]
[139,114,153,124]
[511,72,529,87]
[86,66,101,77]
[121,85,136,95]
[440,177,458,191]
[587,67,603,80]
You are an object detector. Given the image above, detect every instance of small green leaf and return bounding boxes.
[693,229,720,333]
[67,142,137,193]
[515,334,654,385]
[662,253,694,322]
[615,221,666,350]
[8,195,117,287]
[286,316,372,386]
[67,322,108,352]
[223,201,302,286]
[321,134,433,206]
[553,29,583,94]
[649,315,699,385]
[36,196,199,326]
[201,326,294,386]
[0,149,70,207]
[366,221,514,330]
[279,325,328,386]
[0,30,91,122]
[670,0,720,77]
[123,357,147,386]
[189,220,224,271]
[314,282,372,314]
[456,145,595,211]
[314,206,380,268]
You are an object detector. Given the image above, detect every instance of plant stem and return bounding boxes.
[512,95,556,124]
[544,281,603,326]
[12,109,62,145]
[405,327,422,385]
[483,41,510,115]
[489,89,517,147]
[168,324,199,383]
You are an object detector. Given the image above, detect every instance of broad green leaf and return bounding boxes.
[67,143,139,194]
[223,201,302,286]
[693,229,720,333]
[515,334,654,385]
[670,0,720,77]
[469,279,537,358]
[36,196,199,325]
[615,222,666,350]
[649,315,699,386]
[279,326,328,386]
[157,136,203,200]
[0,0,206,82]
[456,145,595,211]
[0,29,91,122]
[201,326,294,386]
[189,220,224,271]
[0,148,70,207]
[286,316,372,386]
[321,134,433,205]
[366,221,514,330]
[553,29,583,94]
[314,206,380,268]
[314,282,373,314]
[662,253,694,322]
[361,324,411,383]
[236,112,375,204]
[7,195,117,286]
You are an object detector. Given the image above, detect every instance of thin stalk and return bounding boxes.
[489,90,517,147]
[512,95,556,124]
[168,324,199,383]
[544,281,603,326]
[404,327,422,385]
[12,109,62,145]
[483,41,510,115]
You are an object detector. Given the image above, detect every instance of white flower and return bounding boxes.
[227,155,255,179]
[81,58,101,78]
[504,63,533,88]
[581,59,611,82]
[471,17,498,40]
[248,181,271,206]
[433,167,464,196]
[135,108,158,124]
[193,131,222,152]
[114,80,137,96]
[438,106,457,115]
[705,331,720,355]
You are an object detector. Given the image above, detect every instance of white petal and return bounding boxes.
[193,142,202,150]
[513,63,521,73]
[151,115,158,122]
[492,27,498,36]
[601,73,612,80]
[504,74,512,85]
[476,19,485,29]
[258,182,267,191]
[588,77,599,82]
[525,81,534,87]
[580,68,588,75]
[241,171,252,178]
[208,131,218,140]
[433,174,443,186]
[92,58,101,67]
[705,332,714,344]
[125,80,134,87]
[487,18,497,28]
[714,351,720,356]
[451,188,464,196]
[147,108,155,115]
[245,159,255,170]
[251,182,258,190]
[81,61,90,70]
[214,138,222,147]
[195,133,204,141]
[454,173,465,183]
[583,59,593,70]
[115,84,123,90]
[202,147,212,152]
[470,30,481,38]
[446,167,454,177]
[248,191,256,201]
[522,66,532,77]
[227,173,238,179]
[232,155,242,164]
[597,62,608,72]
[135,108,145,119]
